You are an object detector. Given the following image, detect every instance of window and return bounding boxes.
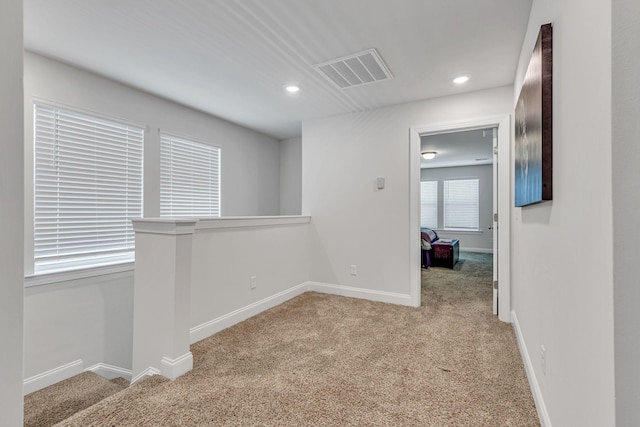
[420,181,438,229]
[34,103,143,274]
[160,133,220,218]
[443,179,479,230]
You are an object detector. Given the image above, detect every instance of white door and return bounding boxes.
[492,127,499,315]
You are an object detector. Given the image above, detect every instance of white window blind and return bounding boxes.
[420,181,438,229]
[34,103,144,273]
[160,133,220,218]
[443,179,479,230]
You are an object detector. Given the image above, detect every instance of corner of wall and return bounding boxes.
[0,0,24,423]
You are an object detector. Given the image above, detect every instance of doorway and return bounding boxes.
[420,127,497,312]
[409,115,511,322]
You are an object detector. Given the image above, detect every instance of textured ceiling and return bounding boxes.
[24,0,532,140]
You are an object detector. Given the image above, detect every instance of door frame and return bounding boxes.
[492,127,499,315]
[409,114,511,322]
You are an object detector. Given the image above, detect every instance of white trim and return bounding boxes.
[414,116,509,135]
[190,282,415,345]
[496,115,511,322]
[25,262,134,288]
[462,247,494,254]
[131,367,161,385]
[411,115,511,321]
[409,126,423,308]
[85,363,132,382]
[131,216,311,236]
[196,215,311,230]
[190,282,309,344]
[160,352,193,380]
[512,311,552,427]
[492,126,499,315]
[189,281,414,345]
[23,359,83,395]
[131,218,198,235]
[309,281,414,306]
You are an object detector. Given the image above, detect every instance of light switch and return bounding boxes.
[376,177,385,190]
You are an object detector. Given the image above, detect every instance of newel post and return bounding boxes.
[131,219,197,382]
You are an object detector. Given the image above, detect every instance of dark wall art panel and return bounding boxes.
[515,23,552,207]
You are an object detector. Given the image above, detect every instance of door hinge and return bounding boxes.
[493,213,498,222]
[493,280,498,290]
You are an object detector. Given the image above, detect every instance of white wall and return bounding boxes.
[612,0,640,424]
[0,0,24,423]
[129,217,310,380]
[280,137,302,215]
[24,273,134,378]
[24,52,281,220]
[22,52,283,386]
[190,218,310,337]
[510,1,615,426]
[421,164,493,252]
[131,220,195,381]
[302,86,512,301]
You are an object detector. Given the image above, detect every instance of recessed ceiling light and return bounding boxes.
[453,75,469,84]
[422,151,437,160]
[285,84,300,93]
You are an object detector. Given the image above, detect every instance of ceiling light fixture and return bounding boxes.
[285,84,300,93]
[422,151,437,160]
[453,75,469,84]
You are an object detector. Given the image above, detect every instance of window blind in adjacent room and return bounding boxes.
[33,103,144,273]
[160,133,221,218]
[443,178,479,230]
[420,180,438,229]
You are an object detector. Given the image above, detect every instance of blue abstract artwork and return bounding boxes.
[515,23,552,207]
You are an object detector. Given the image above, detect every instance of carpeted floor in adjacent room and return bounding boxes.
[42,251,539,426]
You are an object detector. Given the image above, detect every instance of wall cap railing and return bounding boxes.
[132,216,311,234]
[130,215,311,382]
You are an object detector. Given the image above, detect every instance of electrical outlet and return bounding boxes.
[540,345,546,375]
[350,265,357,276]
[250,276,257,289]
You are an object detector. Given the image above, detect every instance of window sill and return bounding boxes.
[25,261,134,288]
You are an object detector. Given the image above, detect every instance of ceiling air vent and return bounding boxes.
[315,48,393,89]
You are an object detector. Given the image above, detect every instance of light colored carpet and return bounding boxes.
[24,371,128,427]
[53,252,538,426]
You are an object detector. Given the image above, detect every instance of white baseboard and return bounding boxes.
[189,281,413,346]
[21,283,414,396]
[190,282,309,344]
[23,359,84,395]
[308,281,414,306]
[131,366,161,385]
[512,310,552,427]
[85,363,132,382]
[462,247,494,254]
[161,352,193,380]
